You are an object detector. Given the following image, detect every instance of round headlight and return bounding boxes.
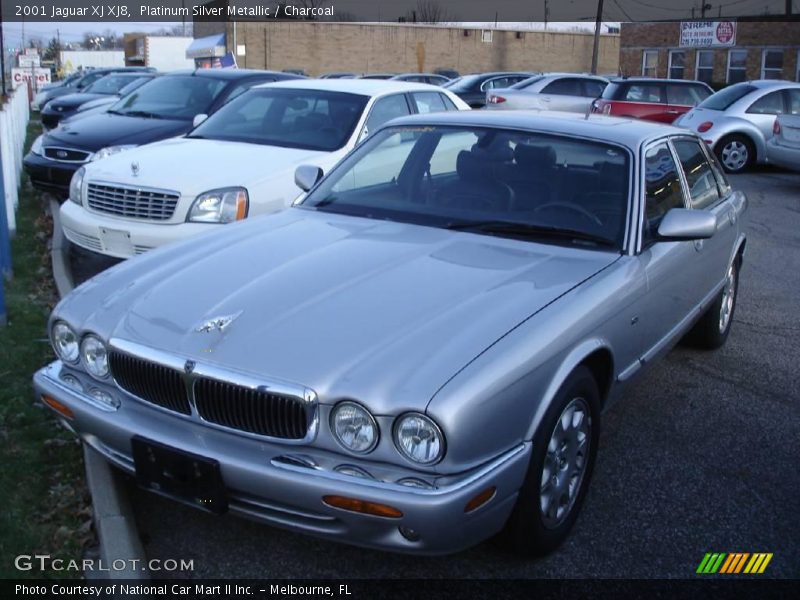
[52,321,79,363]
[80,335,109,379]
[394,413,445,465]
[330,401,379,454]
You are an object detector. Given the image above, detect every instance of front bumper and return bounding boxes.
[34,361,530,555]
[23,152,82,199]
[60,201,217,259]
[766,139,800,172]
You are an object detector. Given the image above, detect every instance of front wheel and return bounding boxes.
[715,135,754,174]
[501,366,600,556]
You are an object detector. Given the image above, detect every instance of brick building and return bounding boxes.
[192,21,620,76]
[620,21,800,89]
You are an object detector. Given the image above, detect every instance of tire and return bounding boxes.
[684,258,740,350]
[715,134,755,174]
[501,366,600,556]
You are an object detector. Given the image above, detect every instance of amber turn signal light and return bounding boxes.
[322,495,403,518]
[41,395,74,420]
[464,486,496,513]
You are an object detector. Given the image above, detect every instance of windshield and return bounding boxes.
[189,88,369,151]
[117,77,153,96]
[109,75,227,119]
[443,74,483,92]
[301,126,630,249]
[85,74,145,95]
[511,76,545,90]
[698,83,757,111]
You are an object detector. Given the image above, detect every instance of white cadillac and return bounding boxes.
[61,79,469,258]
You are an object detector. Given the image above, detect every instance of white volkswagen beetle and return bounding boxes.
[60,79,468,259]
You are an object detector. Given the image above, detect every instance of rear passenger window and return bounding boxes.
[412,92,447,114]
[625,84,664,103]
[542,78,583,96]
[439,93,458,111]
[673,139,721,209]
[747,91,784,115]
[644,143,685,244]
[583,80,607,98]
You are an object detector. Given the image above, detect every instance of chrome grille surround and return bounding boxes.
[108,338,319,444]
[43,146,92,163]
[86,182,180,221]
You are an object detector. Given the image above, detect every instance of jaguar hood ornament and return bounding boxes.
[195,311,243,333]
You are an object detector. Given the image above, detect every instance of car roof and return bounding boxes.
[384,110,688,149]
[609,77,708,85]
[162,69,299,80]
[256,78,448,95]
[746,79,800,88]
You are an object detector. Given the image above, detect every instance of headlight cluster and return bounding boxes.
[330,402,445,465]
[188,187,249,224]
[91,144,138,162]
[68,167,85,205]
[51,321,109,380]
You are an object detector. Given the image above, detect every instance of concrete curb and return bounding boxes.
[49,196,150,580]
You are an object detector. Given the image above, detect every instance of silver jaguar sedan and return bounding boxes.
[34,111,747,556]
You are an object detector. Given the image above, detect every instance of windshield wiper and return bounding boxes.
[116,110,162,119]
[444,220,617,247]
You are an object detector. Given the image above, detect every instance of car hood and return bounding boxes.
[85,137,329,195]
[44,112,191,151]
[59,210,619,412]
[47,93,108,110]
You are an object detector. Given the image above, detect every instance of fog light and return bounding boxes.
[464,486,496,513]
[397,477,434,489]
[398,526,421,542]
[334,465,374,479]
[59,373,84,392]
[322,495,403,518]
[87,388,120,411]
[41,395,74,420]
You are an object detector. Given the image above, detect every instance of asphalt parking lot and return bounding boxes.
[67,167,800,579]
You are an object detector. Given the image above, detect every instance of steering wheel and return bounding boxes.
[533,202,603,227]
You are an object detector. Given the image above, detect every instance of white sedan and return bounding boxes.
[61,79,469,259]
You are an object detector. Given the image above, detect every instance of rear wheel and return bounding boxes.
[715,134,754,174]
[501,366,600,556]
[684,258,740,349]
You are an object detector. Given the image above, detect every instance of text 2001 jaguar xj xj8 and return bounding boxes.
[34,111,746,556]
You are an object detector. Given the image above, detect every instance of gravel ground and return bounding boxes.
[69,167,800,579]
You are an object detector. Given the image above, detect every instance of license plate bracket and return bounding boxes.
[132,436,228,515]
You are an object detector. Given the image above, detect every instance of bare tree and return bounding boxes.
[406,0,451,24]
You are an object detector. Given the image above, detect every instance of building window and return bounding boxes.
[642,50,658,77]
[481,30,493,43]
[668,50,686,79]
[727,49,747,84]
[696,50,714,85]
[761,49,784,79]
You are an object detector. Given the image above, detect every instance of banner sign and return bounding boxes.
[679,21,737,47]
[11,67,52,91]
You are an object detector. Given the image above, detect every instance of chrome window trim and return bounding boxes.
[109,338,319,445]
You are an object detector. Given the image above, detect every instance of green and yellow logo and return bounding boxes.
[696,552,773,574]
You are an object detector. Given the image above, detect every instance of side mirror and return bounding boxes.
[192,113,208,128]
[294,165,323,192]
[657,208,716,240]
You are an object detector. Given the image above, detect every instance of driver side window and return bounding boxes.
[643,143,686,246]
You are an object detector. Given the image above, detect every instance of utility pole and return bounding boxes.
[0,5,6,95]
[590,0,605,75]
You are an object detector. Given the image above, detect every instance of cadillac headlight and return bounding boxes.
[31,134,44,156]
[91,144,137,162]
[68,167,85,206]
[188,188,248,224]
[51,321,79,363]
[331,401,379,454]
[394,413,445,465]
[80,335,109,379]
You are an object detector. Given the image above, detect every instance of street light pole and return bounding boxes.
[590,0,605,75]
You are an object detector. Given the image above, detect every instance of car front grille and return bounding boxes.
[87,183,179,221]
[110,351,191,415]
[194,377,308,440]
[43,147,91,162]
[108,349,312,440]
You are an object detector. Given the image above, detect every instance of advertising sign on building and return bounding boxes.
[680,21,737,47]
[11,67,52,91]
[18,54,41,68]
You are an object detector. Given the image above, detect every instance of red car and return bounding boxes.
[592,78,713,124]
